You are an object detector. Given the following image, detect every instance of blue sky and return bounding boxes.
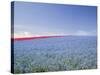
[13,1,97,37]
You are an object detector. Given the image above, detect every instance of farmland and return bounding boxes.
[13,36,97,73]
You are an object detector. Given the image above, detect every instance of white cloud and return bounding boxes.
[13,31,33,38]
[75,30,92,36]
[12,30,95,38]
[12,31,68,38]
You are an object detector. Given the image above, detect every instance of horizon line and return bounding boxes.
[11,35,97,41]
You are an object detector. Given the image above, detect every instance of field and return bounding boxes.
[13,36,97,73]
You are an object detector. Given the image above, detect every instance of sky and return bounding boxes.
[13,1,97,37]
